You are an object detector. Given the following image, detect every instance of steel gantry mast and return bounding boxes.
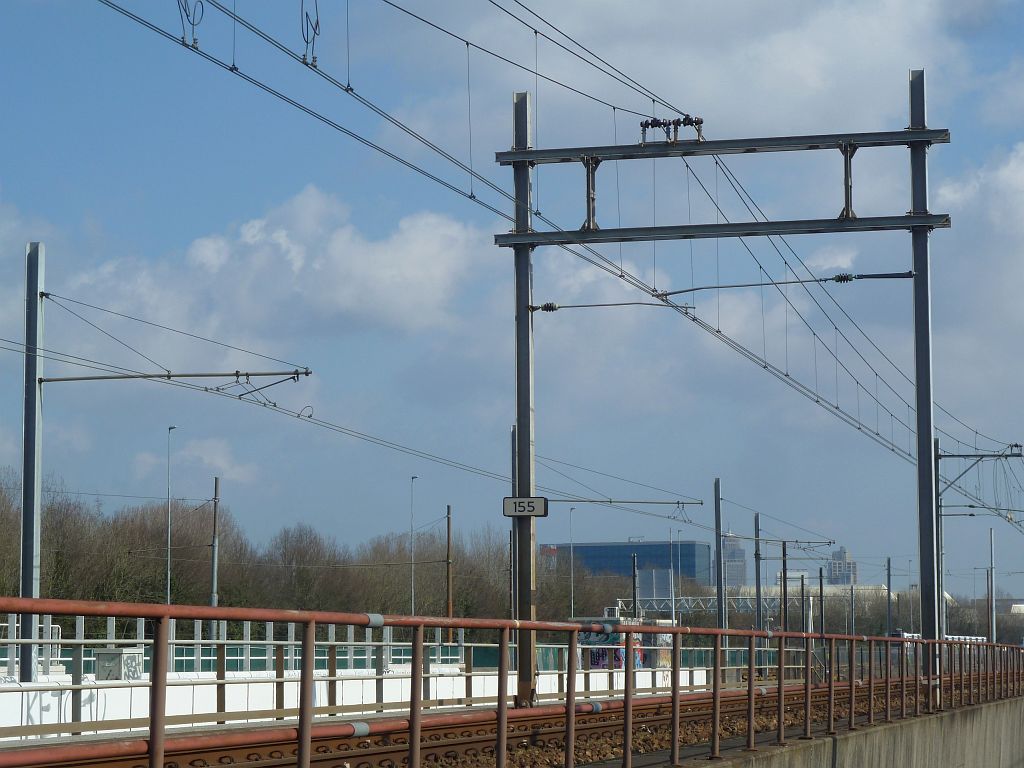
[16,252,310,681]
[497,72,950,695]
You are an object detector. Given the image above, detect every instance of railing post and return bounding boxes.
[565,630,577,768]
[867,639,875,725]
[623,631,634,768]
[72,615,84,735]
[710,633,721,759]
[216,639,226,725]
[970,645,975,706]
[465,645,475,705]
[926,641,934,714]
[848,638,857,730]
[275,643,286,720]
[297,620,315,768]
[671,632,682,764]
[409,624,423,768]
[802,635,812,739]
[900,641,907,719]
[827,637,836,735]
[148,615,169,768]
[885,639,892,722]
[917,638,925,720]
[954,643,962,708]
[5,614,15,676]
[328,625,338,714]
[374,630,385,712]
[777,634,786,745]
[746,634,756,752]
[1003,646,1008,699]
[984,645,989,702]
[496,627,509,768]
[936,641,943,711]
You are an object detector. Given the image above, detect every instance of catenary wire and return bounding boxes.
[96,0,1013,518]
[44,292,306,369]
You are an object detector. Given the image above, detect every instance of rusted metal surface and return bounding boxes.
[565,630,577,768]
[147,615,168,768]
[0,596,1019,768]
[776,634,786,745]
[297,620,315,768]
[710,634,721,759]
[802,636,812,739]
[746,634,756,751]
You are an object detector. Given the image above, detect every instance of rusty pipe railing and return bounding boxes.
[0,596,1020,768]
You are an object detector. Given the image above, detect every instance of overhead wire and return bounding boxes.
[487,0,1013,456]
[46,295,169,374]
[375,0,655,118]
[44,292,306,369]
[96,0,1015,525]
[0,484,210,503]
[0,340,687,527]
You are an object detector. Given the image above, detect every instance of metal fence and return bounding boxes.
[0,596,1020,768]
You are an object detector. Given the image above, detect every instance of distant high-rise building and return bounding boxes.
[828,546,858,585]
[722,535,747,587]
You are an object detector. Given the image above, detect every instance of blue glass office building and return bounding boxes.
[544,540,713,586]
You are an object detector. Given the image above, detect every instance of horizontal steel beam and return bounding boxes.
[40,369,312,384]
[495,214,950,247]
[496,128,950,165]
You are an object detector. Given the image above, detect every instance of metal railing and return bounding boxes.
[0,596,1020,768]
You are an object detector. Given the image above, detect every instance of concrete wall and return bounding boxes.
[714,697,1024,768]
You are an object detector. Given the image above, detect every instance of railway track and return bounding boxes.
[2,673,994,768]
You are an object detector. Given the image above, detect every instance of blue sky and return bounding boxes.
[1,0,1023,599]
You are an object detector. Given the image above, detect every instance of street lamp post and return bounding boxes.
[410,475,418,616]
[166,425,177,605]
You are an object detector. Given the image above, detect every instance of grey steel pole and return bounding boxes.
[850,584,856,636]
[166,425,176,605]
[210,477,220,609]
[714,478,725,630]
[510,425,517,621]
[669,527,676,626]
[990,528,996,644]
[754,513,763,632]
[632,553,639,619]
[909,68,939,642]
[887,557,893,637]
[19,242,44,683]
[508,530,514,620]
[209,477,220,641]
[569,507,575,619]
[819,567,825,636]
[446,505,453,639]
[781,541,789,633]
[410,475,417,615]
[935,438,945,639]
[800,575,806,633]
[512,91,537,707]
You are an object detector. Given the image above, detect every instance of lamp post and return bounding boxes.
[166,425,177,605]
[410,475,418,615]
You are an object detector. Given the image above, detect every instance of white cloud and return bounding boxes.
[46,422,92,453]
[186,236,231,273]
[980,58,1024,127]
[806,246,857,272]
[176,438,257,484]
[133,451,160,480]
[25,185,491,386]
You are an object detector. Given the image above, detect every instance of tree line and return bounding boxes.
[0,470,625,622]
[0,469,1020,643]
